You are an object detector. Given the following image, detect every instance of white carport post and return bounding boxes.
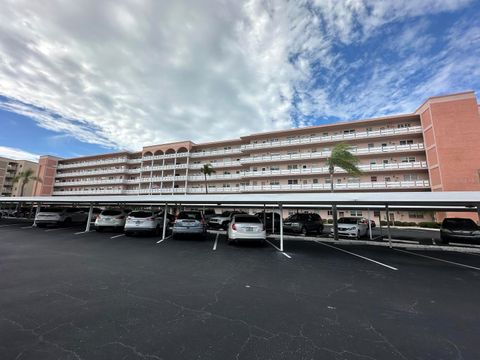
[385,204,392,247]
[279,203,284,252]
[85,203,94,232]
[33,202,41,226]
[477,204,480,225]
[263,204,266,230]
[162,203,168,240]
[367,208,373,240]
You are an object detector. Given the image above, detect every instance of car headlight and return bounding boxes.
[291,222,300,227]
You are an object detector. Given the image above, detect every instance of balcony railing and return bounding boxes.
[54,178,127,186]
[241,143,424,164]
[56,167,128,177]
[57,157,128,169]
[190,148,243,158]
[241,125,423,151]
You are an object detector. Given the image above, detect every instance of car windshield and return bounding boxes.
[41,208,64,213]
[178,212,202,220]
[338,218,359,224]
[235,216,261,223]
[443,219,478,230]
[102,210,122,216]
[129,211,153,218]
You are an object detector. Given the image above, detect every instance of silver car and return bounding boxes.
[331,217,369,239]
[95,209,130,232]
[124,211,164,236]
[173,211,207,239]
[227,214,266,244]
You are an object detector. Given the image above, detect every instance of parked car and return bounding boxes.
[439,218,480,245]
[95,209,131,232]
[124,210,164,236]
[254,212,282,233]
[331,217,369,239]
[35,207,89,227]
[173,211,207,239]
[203,209,217,222]
[227,214,266,244]
[283,213,323,235]
[208,211,247,230]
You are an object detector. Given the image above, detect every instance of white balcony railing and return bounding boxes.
[190,148,243,158]
[56,167,128,177]
[54,178,127,186]
[241,125,423,151]
[57,157,129,169]
[241,143,424,164]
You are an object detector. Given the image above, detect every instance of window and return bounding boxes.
[302,164,307,169]
[401,156,416,163]
[383,159,389,164]
[368,143,374,148]
[347,177,360,183]
[371,176,377,182]
[370,160,377,165]
[350,210,363,216]
[337,179,342,183]
[270,180,279,185]
[408,212,424,219]
[327,210,333,215]
[344,129,355,134]
[303,180,308,184]
[366,127,373,132]
[385,176,391,182]
[381,143,387,147]
[287,179,298,185]
[325,178,331,184]
[322,132,329,136]
[313,178,319,184]
[399,139,414,145]
[270,166,280,171]
[397,123,411,128]
[287,164,298,170]
[404,174,418,181]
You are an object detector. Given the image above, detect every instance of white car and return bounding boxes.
[35,208,88,228]
[331,217,369,239]
[124,210,164,236]
[95,209,130,232]
[227,214,266,244]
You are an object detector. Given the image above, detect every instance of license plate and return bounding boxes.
[246,227,254,232]
[135,221,141,225]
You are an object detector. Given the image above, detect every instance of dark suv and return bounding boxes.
[440,218,480,245]
[283,213,323,236]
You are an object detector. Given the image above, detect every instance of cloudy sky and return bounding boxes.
[0,0,479,161]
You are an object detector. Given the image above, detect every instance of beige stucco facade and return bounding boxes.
[0,157,38,197]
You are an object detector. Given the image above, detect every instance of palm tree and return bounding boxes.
[326,143,362,240]
[12,168,41,197]
[200,163,215,194]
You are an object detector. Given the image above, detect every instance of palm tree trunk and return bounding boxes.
[204,173,208,194]
[20,181,27,197]
[330,168,339,240]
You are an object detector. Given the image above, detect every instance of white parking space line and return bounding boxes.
[265,239,292,259]
[111,234,125,239]
[315,240,398,271]
[156,235,172,244]
[393,248,480,271]
[45,227,74,232]
[74,230,95,235]
[213,233,219,251]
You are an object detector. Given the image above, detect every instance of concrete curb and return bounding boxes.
[268,234,480,255]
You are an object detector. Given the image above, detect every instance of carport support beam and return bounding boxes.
[33,202,41,226]
[279,203,284,252]
[368,208,373,240]
[477,205,480,225]
[162,203,168,240]
[85,204,94,232]
[386,204,392,248]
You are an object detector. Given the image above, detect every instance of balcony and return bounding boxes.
[190,148,243,158]
[142,152,190,162]
[54,178,127,186]
[189,161,242,169]
[242,161,428,178]
[53,189,125,195]
[241,125,423,151]
[56,167,128,177]
[241,143,424,164]
[57,157,128,169]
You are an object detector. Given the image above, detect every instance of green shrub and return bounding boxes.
[418,221,441,228]
[327,219,333,224]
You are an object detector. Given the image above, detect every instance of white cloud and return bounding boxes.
[0,0,477,152]
[0,146,40,162]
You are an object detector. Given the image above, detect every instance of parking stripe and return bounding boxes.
[213,233,219,250]
[265,239,292,259]
[393,248,480,271]
[0,223,23,227]
[315,240,398,271]
[45,227,74,232]
[74,230,94,235]
[111,234,125,239]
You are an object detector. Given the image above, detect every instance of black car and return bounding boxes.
[283,213,324,236]
[439,218,480,245]
[254,212,282,233]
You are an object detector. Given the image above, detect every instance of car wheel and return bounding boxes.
[439,235,449,245]
[317,226,324,235]
[301,226,307,236]
[222,221,229,230]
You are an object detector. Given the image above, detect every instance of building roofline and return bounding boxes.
[415,90,476,113]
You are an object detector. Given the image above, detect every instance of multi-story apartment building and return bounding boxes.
[34,91,480,222]
[0,157,38,197]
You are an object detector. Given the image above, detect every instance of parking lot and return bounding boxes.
[1,218,479,359]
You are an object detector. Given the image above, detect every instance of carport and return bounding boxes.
[1,191,480,252]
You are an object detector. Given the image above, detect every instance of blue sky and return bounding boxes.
[0,0,479,162]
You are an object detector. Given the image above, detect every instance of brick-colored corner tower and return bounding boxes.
[33,155,62,196]
[416,91,480,220]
